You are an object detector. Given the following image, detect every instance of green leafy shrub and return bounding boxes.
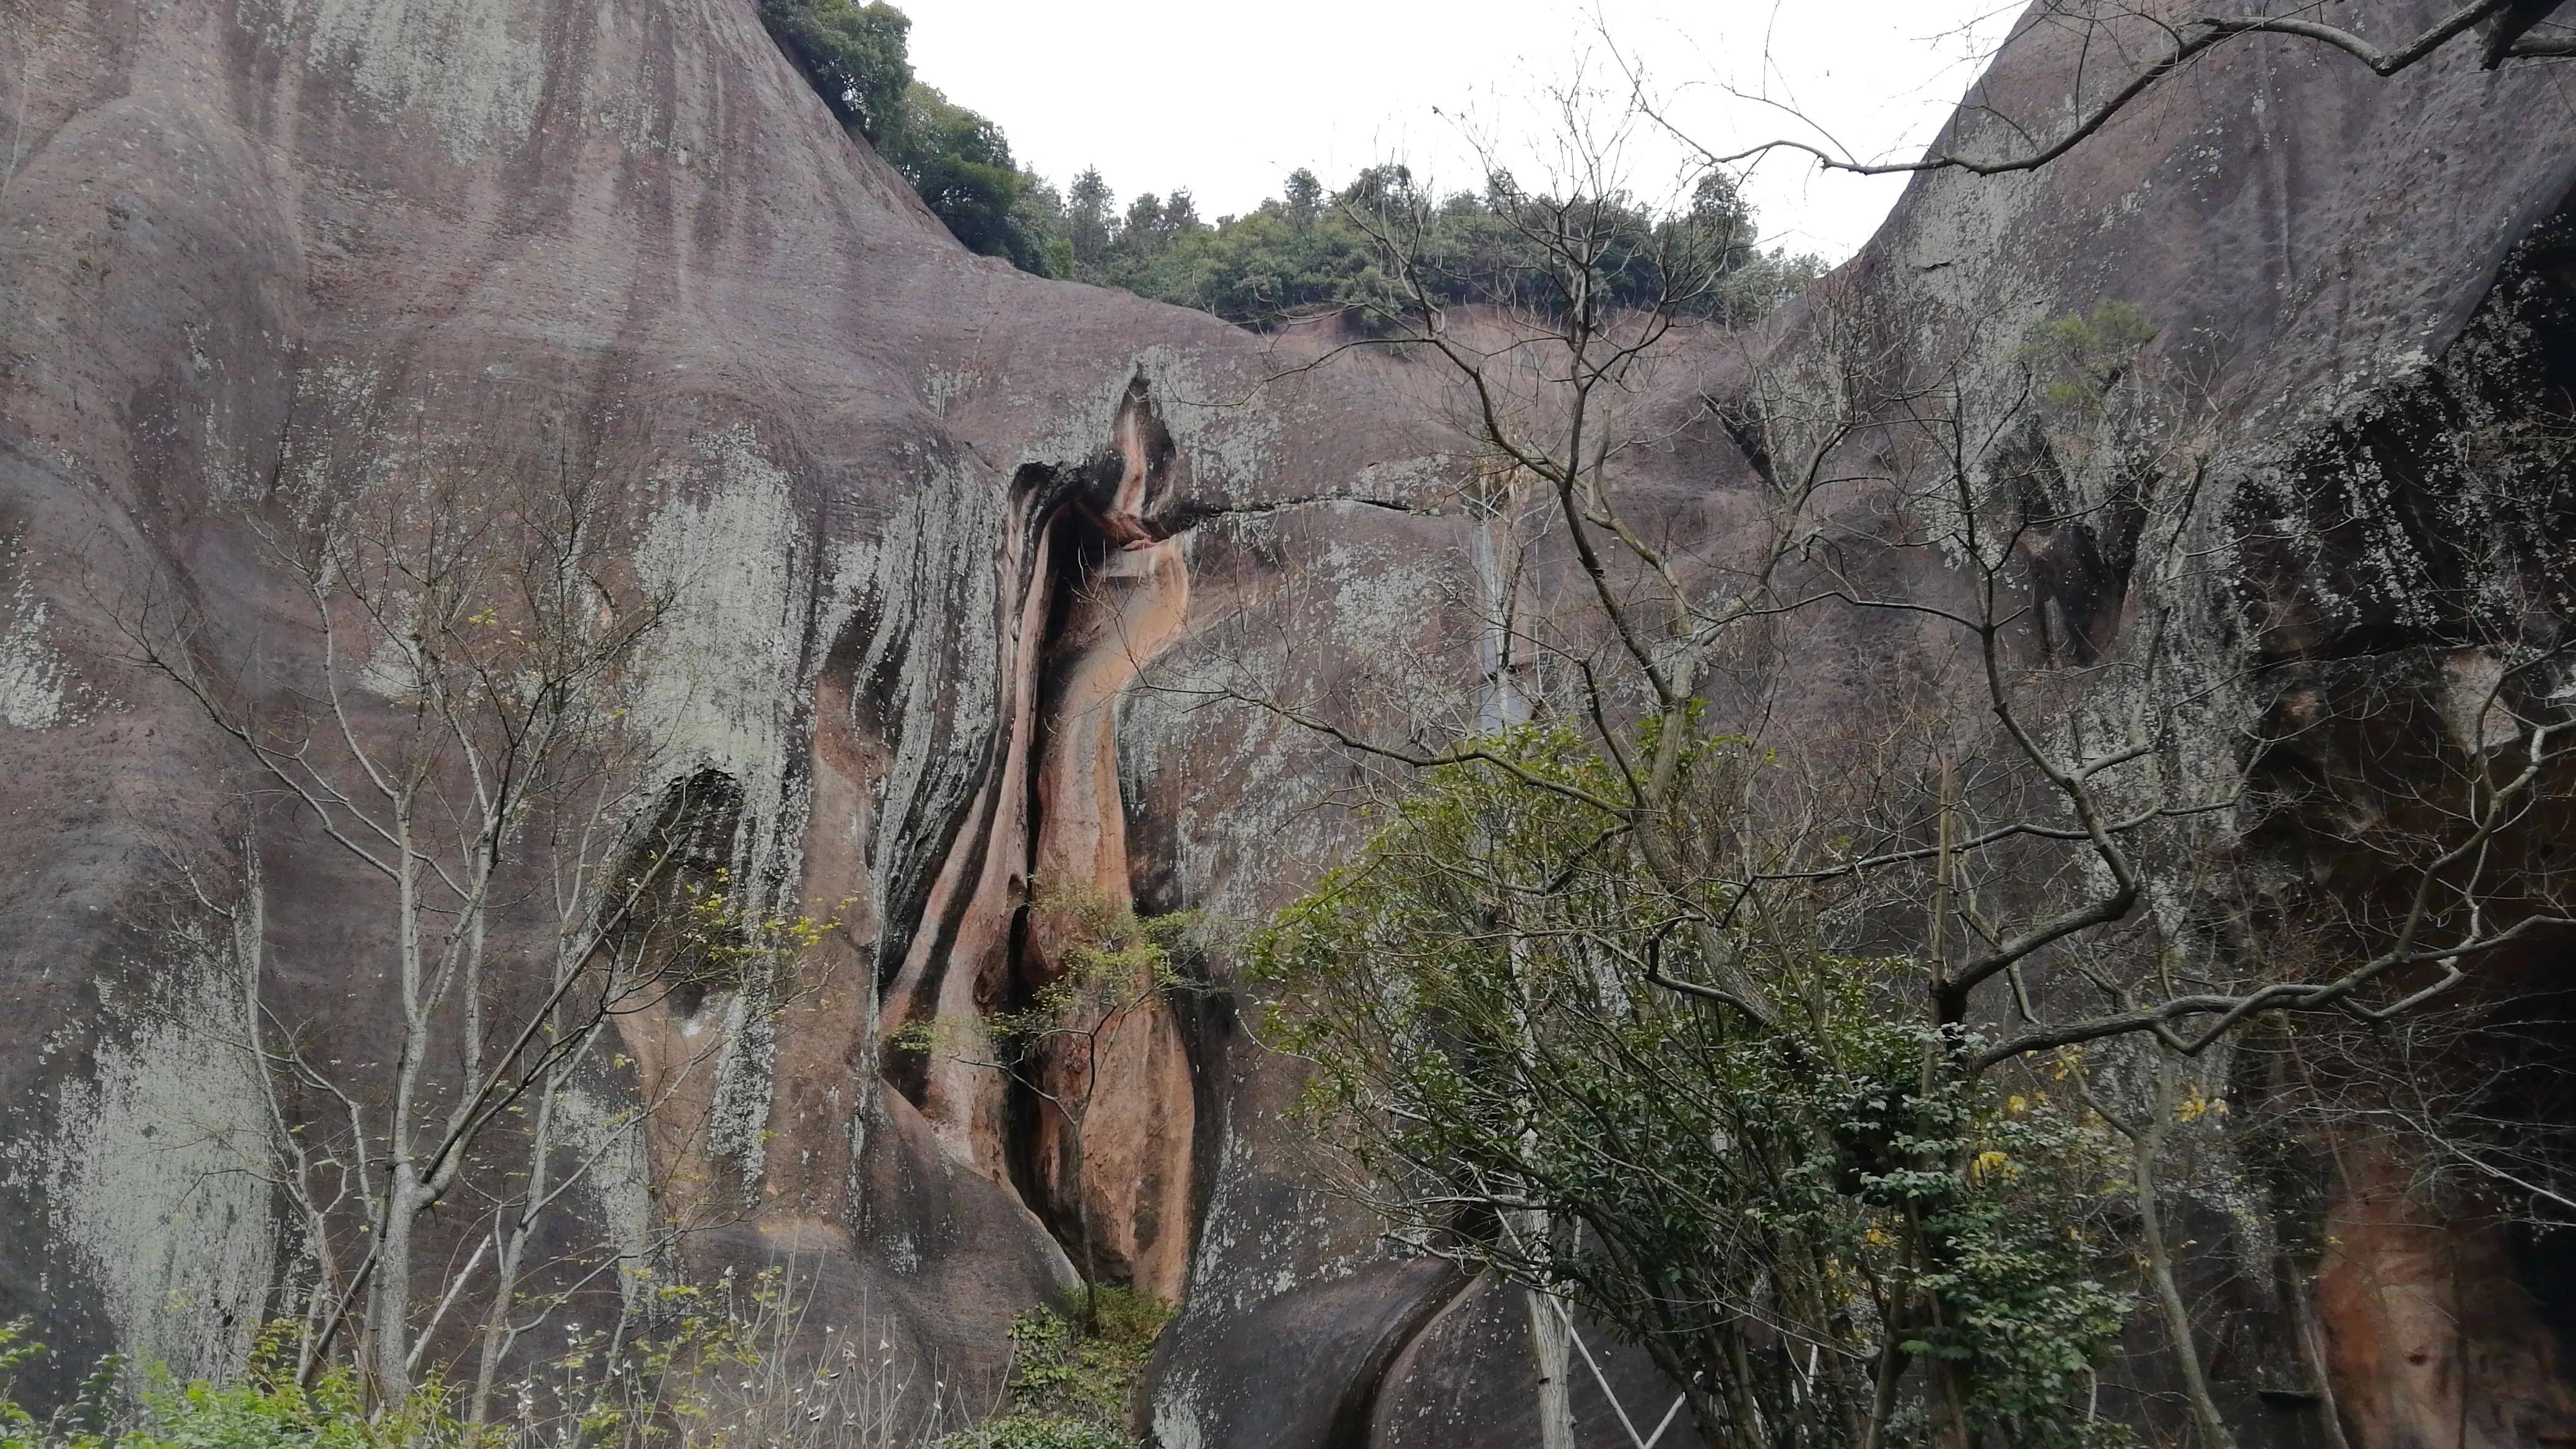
[0,1268,953,1449]
[1040,164,1822,331]
[934,1415,1125,1449]
[0,1320,463,1449]
[1251,723,2136,1447]
[0,1276,1154,1449]
[933,1289,1168,1449]
[881,84,1056,276]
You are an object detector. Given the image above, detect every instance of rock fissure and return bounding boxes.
[1159,494,1426,531]
[877,381,1200,1301]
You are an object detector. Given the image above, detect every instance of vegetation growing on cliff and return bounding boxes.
[754,1,1820,325]
[932,1290,1168,1449]
[754,0,913,143]
[756,0,1059,274]
[896,884,1196,1301]
[0,1321,460,1449]
[1042,164,1822,329]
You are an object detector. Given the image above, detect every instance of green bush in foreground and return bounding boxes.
[0,1281,1172,1449]
[0,1322,461,1449]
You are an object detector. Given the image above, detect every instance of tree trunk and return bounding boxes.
[1064,1105,1097,1321]
[1862,1336,1907,1449]
[370,1173,418,1404]
[1926,1340,1973,1449]
[469,1224,526,1424]
[2137,1056,2238,1449]
[1523,1283,1577,1449]
[469,994,576,1424]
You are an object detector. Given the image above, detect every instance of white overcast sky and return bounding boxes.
[903,1,2025,261]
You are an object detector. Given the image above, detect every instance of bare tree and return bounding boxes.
[116,459,827,1409]
[1623,0,2575,186]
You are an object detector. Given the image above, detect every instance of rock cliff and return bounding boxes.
[4,2,2576,1447]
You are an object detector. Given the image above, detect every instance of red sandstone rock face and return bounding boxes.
[2317,1151,2576,1449]
[7,3,2576,1447]
[0,0,1450,1414]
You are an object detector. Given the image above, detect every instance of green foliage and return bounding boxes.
[0,1274,1149,1449]
[998,884,1193,1050]
[1251,724,2134,1447]
[755,0,912,142]
[0,1321,462,1449]
[1032,165,1821,331]
[892,884,1193,1286]
[752,4,1824,320]
[2027,300,2157,414]
[0,1268,955,1449]
[935,1418,1122,1449]
[894,884,1192,1073]
[685,869,845,983]
[933,1290,1168,1449]
[757,2,1056,274]
[879,84,1056,276]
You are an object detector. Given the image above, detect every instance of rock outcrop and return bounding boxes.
[6,2,2576,1447]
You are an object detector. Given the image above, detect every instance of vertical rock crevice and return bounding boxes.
[876,378,1201,1302]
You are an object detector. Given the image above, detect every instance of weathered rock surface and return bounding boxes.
[6,2,2576,1447]
[1769,7,2576,1444]
[0,0,1455,1417]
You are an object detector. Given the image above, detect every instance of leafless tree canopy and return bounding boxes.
[1630,1,2576,183]
[110,459,830,1414]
